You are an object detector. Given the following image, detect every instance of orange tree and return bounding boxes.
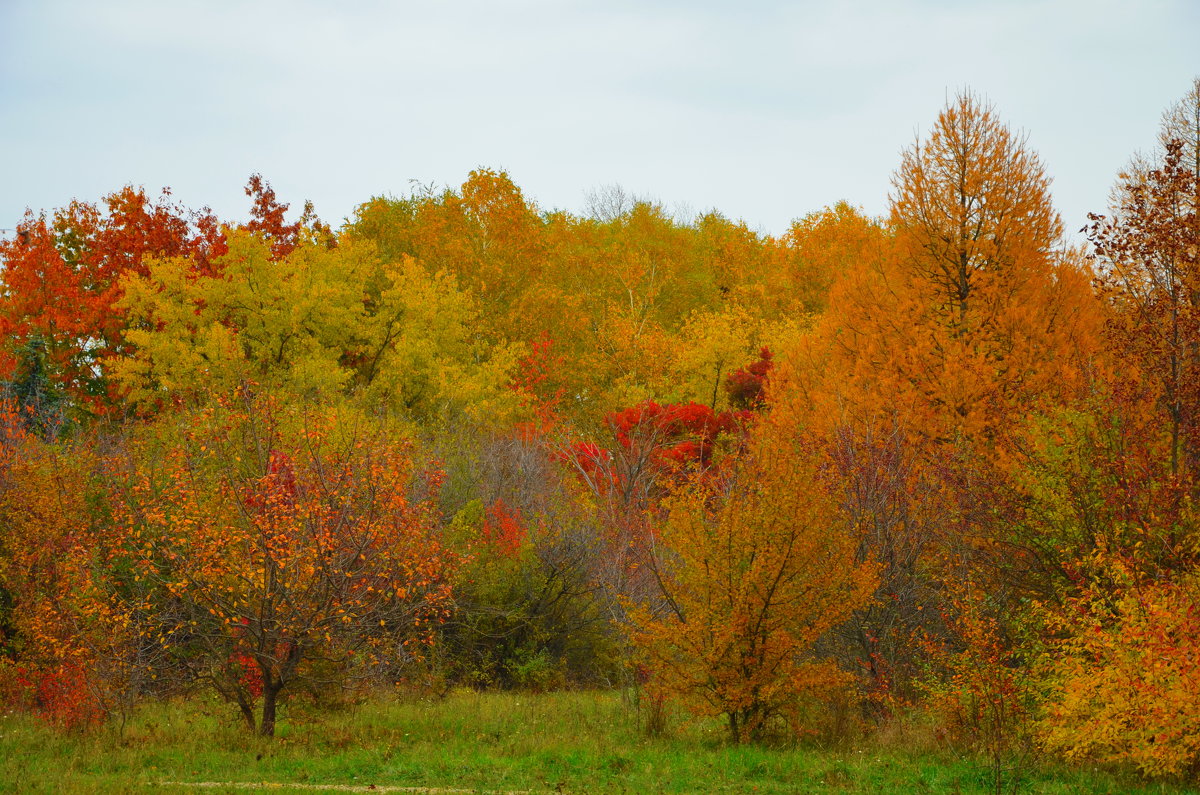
[0,187,224,415]
[1028,82,1200,776]
[626,427,877,743]
[1038,541,1200,779]
[110,387,458,736]
[0,405,149,730]
[771,91,1101,712]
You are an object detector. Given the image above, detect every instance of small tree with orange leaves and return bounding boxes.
[0,402,153,731]
[1039,541,1200,779]
[627,433,877,743]
[113,387,457,736]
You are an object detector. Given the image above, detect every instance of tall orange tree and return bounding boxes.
[769,92,1102,710]
[883,91,1097,443]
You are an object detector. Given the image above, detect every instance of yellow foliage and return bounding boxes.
[1039,546,1200,778]
[116,229,526,424]
[627,428,877,742]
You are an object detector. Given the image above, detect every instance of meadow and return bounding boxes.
[1,690,1194,794]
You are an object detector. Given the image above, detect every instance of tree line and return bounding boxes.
[1,81,1198,779]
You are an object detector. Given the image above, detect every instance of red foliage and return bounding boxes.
[511,333,567,427]
[481,499,527,557]
[15,663,106,732]
[608,400,747,470]
[0,187,223,412]
[240,451,299,513]
[242,174,328,259]
[725,347,773,410]
[228,619,265,699]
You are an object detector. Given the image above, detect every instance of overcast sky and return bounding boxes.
[1,0,1196,239]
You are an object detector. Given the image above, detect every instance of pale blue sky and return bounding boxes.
[1,0,1196,237]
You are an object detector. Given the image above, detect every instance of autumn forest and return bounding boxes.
[2,81,1200,786]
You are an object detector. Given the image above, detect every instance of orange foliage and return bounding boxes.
[107,388,459,735]
[627,429,877,742]
[786,92,1100,454]
[0,410,136,729]
[1040,543,1200,778]
[0,188,222,412]
[922,578,1037,787]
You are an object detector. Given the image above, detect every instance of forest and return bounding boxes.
[1,80,1199,789]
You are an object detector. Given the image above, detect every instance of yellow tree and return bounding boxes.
[116,229,526,424]
[627,427,877,742]
[115,229,364,403]
[664,304,758,412]
[769,201,889,317]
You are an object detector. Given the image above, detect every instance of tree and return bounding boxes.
[881,90,1097,442]
[765,93,1102,710]
[0,421,147,730]
[110,390,458,736]
[1039,543,1200,779]
[627,432,877,742]
[430,429,621,691]
[559,399,749,609]
[769,202,888,316]
[241,173,328,260]
[116,229,526,423]
[0,187,222,415]
[666,305,759,412]
[1032,79,1200,778]
[1089,115,1200,488]
[891,91,1061,337]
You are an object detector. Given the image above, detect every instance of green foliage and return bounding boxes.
[431,431,623,690]
[1,336,70,440]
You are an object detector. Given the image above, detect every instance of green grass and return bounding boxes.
[0,690,1194,794]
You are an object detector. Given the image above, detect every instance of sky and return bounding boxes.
[1,0,1197,239]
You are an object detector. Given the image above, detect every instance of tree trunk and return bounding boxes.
[259,682,282,737]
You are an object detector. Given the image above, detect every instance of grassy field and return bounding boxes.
[0,689,1194,794]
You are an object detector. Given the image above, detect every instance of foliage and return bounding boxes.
[0,187,223,415]
[1089,132,1200,486]
[432,429,621,690]
[5,81,1200,785]
[117,229,526,423]
[0,413,141,731]
[921,578,1039,794]
[106,389,458,735]
[1038,542,1200,779]
[627,435,878,743]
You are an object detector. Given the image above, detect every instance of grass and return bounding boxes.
[0,689,1195,794]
